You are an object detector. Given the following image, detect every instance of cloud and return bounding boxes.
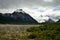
[0,0,60,9]
[0,0,60,23]
[43,0,53,2]
[21,6,60,23]
[37,6,60,23]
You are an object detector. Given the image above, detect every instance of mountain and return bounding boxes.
[0,9,38,24]
[48,6,60,22]
[57,19,60,22]
[46,18,55,23]
[21,7,60,23]
[0,6,60,24]
[40,6,60,23]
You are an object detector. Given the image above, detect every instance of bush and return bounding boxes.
[28,33,37,39]
[27,30,60,40]
[27,27,40,32]
[27,23,60,40]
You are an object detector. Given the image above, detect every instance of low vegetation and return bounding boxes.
[27,23,60,40]
[0,22,60,40]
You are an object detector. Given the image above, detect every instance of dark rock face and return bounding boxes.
[0,9,38,24]
[57,20,60,22]
[46,18,54,23]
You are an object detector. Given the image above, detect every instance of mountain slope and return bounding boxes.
[0,9,38,24]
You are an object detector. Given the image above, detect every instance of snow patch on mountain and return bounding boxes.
[15,6,60,23]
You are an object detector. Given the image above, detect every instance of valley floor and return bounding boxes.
[0,23,60,40]
[0,24,40,40]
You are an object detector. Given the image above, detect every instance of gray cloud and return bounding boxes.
[0,0,60,9]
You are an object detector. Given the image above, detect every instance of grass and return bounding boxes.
[0,25,39,40]
[27,22,60,40]
[0,22,60,40]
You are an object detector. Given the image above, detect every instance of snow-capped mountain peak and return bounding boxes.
[14,9,25,13]
[13,6,60,23]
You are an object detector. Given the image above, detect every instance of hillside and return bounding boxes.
[0,9,38,24]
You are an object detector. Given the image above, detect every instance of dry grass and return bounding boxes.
[0,24,40,40]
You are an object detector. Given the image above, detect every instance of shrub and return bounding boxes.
[27,27,40,32]
[28,33,37,39]
[27,22,60,40]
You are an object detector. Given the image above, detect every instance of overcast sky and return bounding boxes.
[0,0,60,23]
[0,0,60,13]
